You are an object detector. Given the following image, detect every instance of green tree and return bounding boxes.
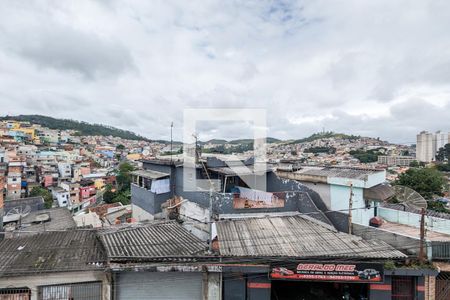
[436,144,450,162]
[395,168,447,199]
[409,160,420,168]
[103,184,116,203]
[428,200,449,213]
[116,144,125,150]
[349,148,385,163]
[116,162,135,191]
[29,186,53,208]
[113,192,131,205]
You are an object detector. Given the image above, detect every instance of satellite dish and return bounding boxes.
[3,205,32,223]
[393,185,427,210]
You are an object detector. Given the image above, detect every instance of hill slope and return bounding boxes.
[287,131,361,144]
[0,115,150,141]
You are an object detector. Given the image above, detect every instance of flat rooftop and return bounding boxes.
[282,165,384,180]
[380,221,450,241]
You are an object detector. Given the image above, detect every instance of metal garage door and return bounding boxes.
[116,272,203,300]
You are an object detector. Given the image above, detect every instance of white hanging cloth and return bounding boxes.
[237,186,275,204]
[150,178,170,194]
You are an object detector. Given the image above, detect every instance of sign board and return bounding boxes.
[270,262,383,283]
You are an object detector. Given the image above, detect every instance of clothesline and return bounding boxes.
[237,186,277,204]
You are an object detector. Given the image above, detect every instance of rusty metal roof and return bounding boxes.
[216,215,406,259]
[0,230,106,276]
[99,221,207,261]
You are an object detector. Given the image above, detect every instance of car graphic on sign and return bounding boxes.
[272,267,294,276]
[357,269,380,280]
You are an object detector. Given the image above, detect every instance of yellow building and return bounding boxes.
[126,153,143,161]
[13,127,36,140]
[94,178,105,190]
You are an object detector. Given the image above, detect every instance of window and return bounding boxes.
[392,276,416,300]
[0,287,31,300]
[38,282,102,300]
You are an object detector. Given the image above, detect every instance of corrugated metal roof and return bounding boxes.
[295,166,383,180]
[208,164,272,176]
[99,221,207,260]
[216,215,406,259]
[131,169,170,179]
[0,230,106,276]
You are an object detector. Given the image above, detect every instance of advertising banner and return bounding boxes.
[270,262,383,283]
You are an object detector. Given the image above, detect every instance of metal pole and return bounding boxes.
[419,207,426,264]
[170,122,173,163]
[348,183,353,235]
[209,186,213,252]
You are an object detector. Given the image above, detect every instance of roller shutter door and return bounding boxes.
[116,272,202,300]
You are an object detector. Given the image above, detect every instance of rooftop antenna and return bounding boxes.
[192,133,199,163]
[192,132,216,252]
[393,185,428,263]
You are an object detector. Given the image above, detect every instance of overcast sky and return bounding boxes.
[0,1,449,143]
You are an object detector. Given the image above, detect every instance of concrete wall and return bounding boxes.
[205,272,221,300]
[296,181,331,208]
[378,207,450,235]
[330,185,375,225]
[131,183,171,217]
[132,203,155,221]
[0,271,110,300]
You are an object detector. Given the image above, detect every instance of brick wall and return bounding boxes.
[425,275,436,300]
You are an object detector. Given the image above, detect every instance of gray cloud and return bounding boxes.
[16,27,133,79]
[0,0,449,143]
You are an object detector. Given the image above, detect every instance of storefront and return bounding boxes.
[266,262,440,300]
[269,261,383,300]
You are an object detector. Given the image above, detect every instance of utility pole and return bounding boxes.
[199,156,214,252]
[419,208,426,264]
[209,185,213,252]
[348,182,353,235]
[170,122,173,163]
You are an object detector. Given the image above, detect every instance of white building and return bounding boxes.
[56,190,71,208]
[377,155,416,166]
[435,131,449,152]
[58,162,72,179]
[416,130,450,162]
[416,131,436,162]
